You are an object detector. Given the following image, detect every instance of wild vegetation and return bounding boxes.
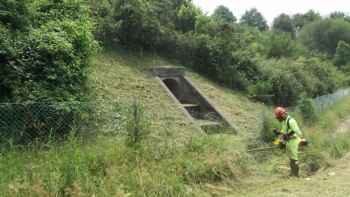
[1,0,350,196]
[2,0,350,105]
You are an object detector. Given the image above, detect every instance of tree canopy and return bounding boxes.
[272,13,294,35]
[328,11,350,23]
[298,18,350,55]
[1,0,350,107]
[211,5,237,23]
[239,8,268,31]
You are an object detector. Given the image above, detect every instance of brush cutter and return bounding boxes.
[246,137,308,153]
[245,138,283,152]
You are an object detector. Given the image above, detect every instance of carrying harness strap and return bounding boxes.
[286,117,294,136]
[286,117,303,138]
[283,117,308,146]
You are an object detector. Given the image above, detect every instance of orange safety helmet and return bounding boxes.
[274,107,287,119]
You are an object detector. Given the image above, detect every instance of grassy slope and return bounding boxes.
[89,48,350,196]
[88,49,204,145]
[89,48,264,136]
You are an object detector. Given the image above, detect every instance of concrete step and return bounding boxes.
[196,120,222,127]
[181,103,199,107]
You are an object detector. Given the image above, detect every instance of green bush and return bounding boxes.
[297,93,318,123]
[0,0,98,144]
[260,116,279,143]
[125,99,151,146]
[0,0,98,103]
[263,31,298,59]
[295,56,348,96]
[0,0,29,30]
[249,58,315,106]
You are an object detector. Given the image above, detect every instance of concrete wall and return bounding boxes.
[151,67,235,132]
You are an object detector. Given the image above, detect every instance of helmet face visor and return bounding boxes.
[276,115,284,122]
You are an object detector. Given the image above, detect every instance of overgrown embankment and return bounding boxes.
[1,47,350,196]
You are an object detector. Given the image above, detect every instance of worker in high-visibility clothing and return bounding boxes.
[273,107,303,177]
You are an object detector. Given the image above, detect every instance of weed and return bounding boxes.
[125,97,151,146]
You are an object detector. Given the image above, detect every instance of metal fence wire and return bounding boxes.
[0,101,128,147]
[2,88,348,147]
[260,88,350,129]
[0,99,232,147]
[186,109,231,134]
[285,88,350,112]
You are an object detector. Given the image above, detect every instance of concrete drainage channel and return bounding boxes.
[150,66,236,134]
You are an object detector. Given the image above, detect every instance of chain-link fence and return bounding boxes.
[261,88,350,126]
[0,101,127,147]
[4,88,347,147]
[186,109,232,134]
[0,98,234,194]
[285,88,350,112]
[0,97,233,148]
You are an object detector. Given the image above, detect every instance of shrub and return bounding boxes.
[260,116,280,143]
[297,93,318,124]
[0,0,98,103]
[125,98,151,146]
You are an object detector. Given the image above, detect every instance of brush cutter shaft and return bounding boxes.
[246,146,279,152]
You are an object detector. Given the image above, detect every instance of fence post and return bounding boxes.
[133,96,139,143]
[317,95,320,112]
[262,103,265,131]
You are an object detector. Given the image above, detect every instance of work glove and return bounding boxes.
[283,134,291,141]
[273,128,282,136]
[279,141,286,149]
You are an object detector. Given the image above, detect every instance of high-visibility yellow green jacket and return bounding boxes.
[280,115,303,161]
[281,115,303,146]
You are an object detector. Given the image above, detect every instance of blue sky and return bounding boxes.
[191,0,349,26]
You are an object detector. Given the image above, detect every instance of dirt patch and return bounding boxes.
[337,115,350,133]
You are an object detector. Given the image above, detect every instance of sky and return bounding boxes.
[191,0,349,26]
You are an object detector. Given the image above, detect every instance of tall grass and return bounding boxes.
[0,132,248,196]
[298,94,350,172]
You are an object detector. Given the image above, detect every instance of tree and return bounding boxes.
[194,14,211,34]
[272,13,294,35]
[211,5,236,23]
[298,18,350,55]
[113,0,176,50]
[264,31,298,59]
[334,41,350,73]
[292,10,322,36]
[295,57,347,94]
[176,3,201,33]
[239,8,268,31]
[292,13,307,30]
[328,11,350,23]
[303,9,322,23]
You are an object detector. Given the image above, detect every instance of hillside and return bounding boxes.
[88,49,350,196]
[89,49,263,136]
